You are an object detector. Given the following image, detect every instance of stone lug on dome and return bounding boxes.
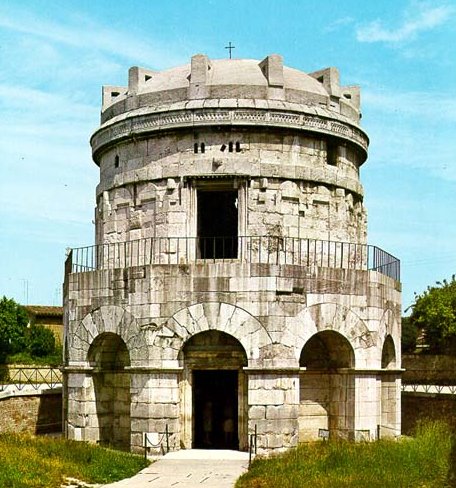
[309,67,341,98]
[128,66,157,95]
[102,85,127,111]
[259,54,284,88]
[189,54,210,100]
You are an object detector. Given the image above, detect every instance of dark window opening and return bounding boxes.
[111,91,120,97]
[194,143,205,154]
[235,141,241,152]
[343,93,352,100]
[197,190,238,259]
[114,155,119,168]
[228,142,233,153]
[145,75,152,81]
[193,370,238,449]
[327,140,338,166]
[220,144,227,152]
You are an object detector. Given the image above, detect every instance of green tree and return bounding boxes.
[410,276,456,354]
[0,296,29,362]
[402,316,418,353]
[28,324,56,357]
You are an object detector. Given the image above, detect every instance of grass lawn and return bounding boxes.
[236,421,455,488]
[0,434,149,488]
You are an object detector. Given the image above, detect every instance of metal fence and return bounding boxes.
[0,367,62,392]
[68,236,400,281]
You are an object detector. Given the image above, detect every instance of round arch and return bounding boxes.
[381,335,397,370]
[156,302,272,365]
[286,302,373,368]
[69,305,147,365]
[378,308,401,366]
[300,330,355,370]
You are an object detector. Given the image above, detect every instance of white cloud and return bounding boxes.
[361,86,456,181]
[362,89,456,122]
[356,2,453,43]
[0,9,185,69]
[324,16,354,33]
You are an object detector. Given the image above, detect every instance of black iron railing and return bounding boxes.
[67,236,400,281]
[0,367,62,392]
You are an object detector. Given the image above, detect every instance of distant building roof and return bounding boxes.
[25,305,63,318]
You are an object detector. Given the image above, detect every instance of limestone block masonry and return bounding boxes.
[64,53,401,454]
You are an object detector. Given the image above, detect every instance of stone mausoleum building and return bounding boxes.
[63,53,401,453]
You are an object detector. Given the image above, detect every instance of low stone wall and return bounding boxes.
[0,389,62,434]
[402,354,456,385]
[401,392,456,435]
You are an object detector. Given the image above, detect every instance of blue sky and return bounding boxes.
[0,0,455,312]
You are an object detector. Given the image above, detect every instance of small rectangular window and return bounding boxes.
[327,140,338,166]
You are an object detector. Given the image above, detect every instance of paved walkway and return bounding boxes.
[102,450,250,488]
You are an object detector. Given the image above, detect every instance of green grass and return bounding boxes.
[236,421,455,488]
[0,434,149,488]
[6,350,63,367]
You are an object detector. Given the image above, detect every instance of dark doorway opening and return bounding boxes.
[193,370,238,449]
[197,190,238,259]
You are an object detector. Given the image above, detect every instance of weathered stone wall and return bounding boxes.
[402,354,456,385]
[65,261,400,451]
[95,129,366,247]
[0,391,62,434]
[402,393,456,435]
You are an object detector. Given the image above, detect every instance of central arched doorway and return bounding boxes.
[180,330,248,450]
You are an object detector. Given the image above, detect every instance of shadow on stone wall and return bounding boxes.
[35,393,62,434]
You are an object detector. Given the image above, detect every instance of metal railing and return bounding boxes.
[0,367,62,392]
[67,236,400,281]
[144,425,170,458]
[249,424,258,466]
[402,383,456,395]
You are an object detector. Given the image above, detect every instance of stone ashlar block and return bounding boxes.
[249,405,266,420]
[249,389,285,406]
[265,405,299,420]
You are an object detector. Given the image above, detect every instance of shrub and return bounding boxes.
[28,325,56,357]
[0,296,29,362]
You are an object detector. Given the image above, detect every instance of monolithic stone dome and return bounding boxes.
[93,54,367,164]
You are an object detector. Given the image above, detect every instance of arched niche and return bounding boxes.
[381,335,396,370]
[299,331,355,441]
[88,332,131,450]
[380,334,398,437]
[300,330,355,370]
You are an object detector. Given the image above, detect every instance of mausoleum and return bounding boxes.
[63,53,401,453]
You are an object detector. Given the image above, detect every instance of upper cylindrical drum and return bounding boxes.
[91,54,369,249]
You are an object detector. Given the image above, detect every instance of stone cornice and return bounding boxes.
[91,107,369,163]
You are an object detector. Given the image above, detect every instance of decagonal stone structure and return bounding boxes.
[63,53,402,454]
